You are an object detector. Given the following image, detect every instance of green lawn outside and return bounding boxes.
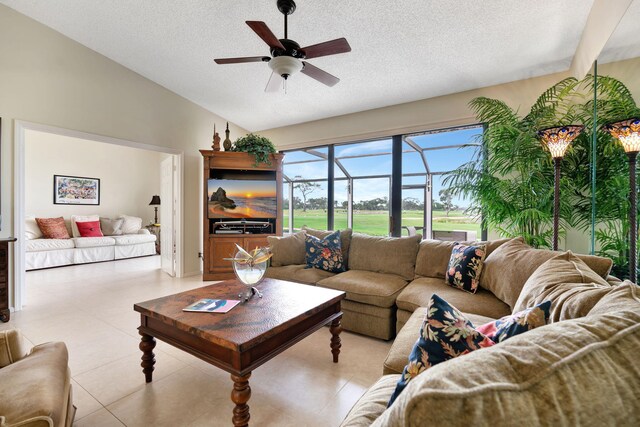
[283,209,480,236]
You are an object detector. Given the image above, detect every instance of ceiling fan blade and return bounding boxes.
[214,56,269,64]
[265,72,282,93]
[246,21,285,50]
[301,38,351,59]
[301,62,340,87]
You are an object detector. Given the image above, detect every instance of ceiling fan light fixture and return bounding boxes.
[268,56,303,79]
[214,0,349,89]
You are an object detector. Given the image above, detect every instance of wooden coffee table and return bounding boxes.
[133,278,345,426]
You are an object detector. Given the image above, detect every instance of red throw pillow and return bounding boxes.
[35,217,70,239]
[75,220,104,237]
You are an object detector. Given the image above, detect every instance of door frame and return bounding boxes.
[13,120,184,311]
[160,155,176,277]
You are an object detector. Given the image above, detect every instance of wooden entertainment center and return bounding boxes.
[200,151,284,280]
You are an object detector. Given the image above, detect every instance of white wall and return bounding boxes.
[0,3,249,294]
[25,130,163,224]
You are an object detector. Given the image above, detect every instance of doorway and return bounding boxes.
[13,121,184,311]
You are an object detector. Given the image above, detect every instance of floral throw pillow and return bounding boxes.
[445,243,487,293]
[304,230,345,273]
[477,300,551,343]
[387,294,495,407]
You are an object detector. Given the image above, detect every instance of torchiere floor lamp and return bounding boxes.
[537,125,584,251]
[605,118,640,283]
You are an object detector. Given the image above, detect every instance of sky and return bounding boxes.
[282,127,482,207]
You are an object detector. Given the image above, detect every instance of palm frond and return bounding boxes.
[443,73,639,255]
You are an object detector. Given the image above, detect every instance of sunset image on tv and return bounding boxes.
[208,179,277,219]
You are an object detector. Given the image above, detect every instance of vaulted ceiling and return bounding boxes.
[1,0,637,131]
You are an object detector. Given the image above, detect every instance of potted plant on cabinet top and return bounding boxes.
[231,133,277,166]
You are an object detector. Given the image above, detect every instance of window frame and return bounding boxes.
[281,124,485,239]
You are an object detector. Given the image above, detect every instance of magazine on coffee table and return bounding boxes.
[183,299,240,313]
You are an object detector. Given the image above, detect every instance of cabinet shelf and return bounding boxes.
[200,151,284,281]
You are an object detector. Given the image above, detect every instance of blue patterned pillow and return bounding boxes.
[387,294,495,407]
[445,243,487,293]
[477,300,551,343]
[304,230,345,273]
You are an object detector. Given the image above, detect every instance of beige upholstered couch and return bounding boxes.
[267,228,422,339]
[0,329,75,427]
[341,257,640,426]
[266,230,614,340]
[268,230,640,424]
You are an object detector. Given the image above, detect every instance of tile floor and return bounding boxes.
[2,256,392,426]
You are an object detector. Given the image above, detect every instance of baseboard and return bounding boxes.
[182,270,202,278]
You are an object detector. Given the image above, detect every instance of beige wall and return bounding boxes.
[261,57,640,149]
[261,57,640,255]
[25,130,164,224]
[0,4,248,287]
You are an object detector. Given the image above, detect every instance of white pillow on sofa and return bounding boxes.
[70,214,99,238]
[25,217,43,240]
[119,215,143,234]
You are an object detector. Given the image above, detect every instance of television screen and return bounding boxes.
[208,179,277,219]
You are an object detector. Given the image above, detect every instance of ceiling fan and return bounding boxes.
[214,0,351,92]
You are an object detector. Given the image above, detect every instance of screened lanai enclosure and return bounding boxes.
[282,125,485,240]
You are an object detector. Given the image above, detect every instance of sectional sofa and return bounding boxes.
[266,228,615,340]
[343,254,639,426]
[266,228,640,425]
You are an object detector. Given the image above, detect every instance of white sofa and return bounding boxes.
[25,215,157,270]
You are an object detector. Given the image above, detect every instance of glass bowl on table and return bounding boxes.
[225,244,272,301]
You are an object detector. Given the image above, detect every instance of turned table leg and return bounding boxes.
[330,316,342,363]
[139,332,156,383]
[231,373,251,427]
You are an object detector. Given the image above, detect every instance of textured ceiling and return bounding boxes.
[599,0,640,64]
[1,0,606,131]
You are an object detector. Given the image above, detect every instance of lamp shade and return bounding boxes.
[537,125,584,159]
[604,118,640,153]
[149,195,161,206]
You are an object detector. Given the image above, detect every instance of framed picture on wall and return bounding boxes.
[53,175,100,205]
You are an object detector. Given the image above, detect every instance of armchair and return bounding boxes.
[0,330,75,427]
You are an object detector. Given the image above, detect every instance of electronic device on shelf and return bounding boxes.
[207,178,277,219]
[213,219,274,235]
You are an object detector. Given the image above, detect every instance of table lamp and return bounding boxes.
[149,195,161,225]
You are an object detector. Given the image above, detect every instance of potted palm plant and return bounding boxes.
[444,75,640,279]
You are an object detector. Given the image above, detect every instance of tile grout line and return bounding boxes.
[104,407,127,426]
[103,364,192,409]
[69,380,106,423]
